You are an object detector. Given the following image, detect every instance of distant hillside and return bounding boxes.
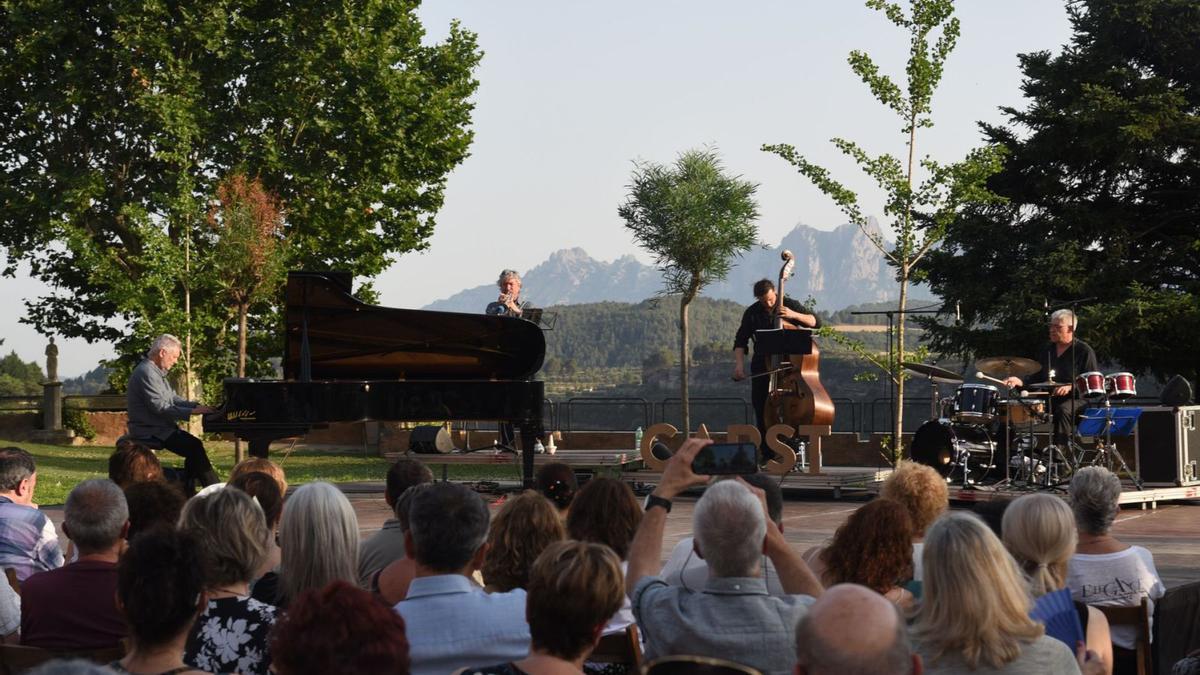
[427,219,926,313]
[63,365,113,395]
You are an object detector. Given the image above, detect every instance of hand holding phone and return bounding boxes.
[691,442,759,475]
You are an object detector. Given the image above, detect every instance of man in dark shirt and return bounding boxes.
[1003,309,1099,447]
[21,478,128,649]
[732,279,821,449]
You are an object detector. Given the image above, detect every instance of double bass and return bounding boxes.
[765,250,835,428]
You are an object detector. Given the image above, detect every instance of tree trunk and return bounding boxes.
[234,302,248,463]
[679,295,691,434]
[894,268,909,462]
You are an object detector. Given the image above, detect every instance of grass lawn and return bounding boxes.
[5,438,523,506]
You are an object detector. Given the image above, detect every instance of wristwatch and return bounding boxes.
[645,494,672,513]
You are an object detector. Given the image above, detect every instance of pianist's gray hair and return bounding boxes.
[497,269,521,288]
[1048,309,1076,328]
[150,333,182,355]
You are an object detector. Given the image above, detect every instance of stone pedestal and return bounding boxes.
[42,381,63,431]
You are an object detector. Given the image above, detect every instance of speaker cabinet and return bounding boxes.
[1136,406,1200,486]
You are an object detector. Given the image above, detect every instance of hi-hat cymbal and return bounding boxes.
[901,362,963,383]
[976,355,1041,378]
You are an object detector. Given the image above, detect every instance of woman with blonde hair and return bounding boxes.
[178,487,277,675]
[481,490,565,592]
[276,482,359,608]
[1003,493,1114,674]
[912,511,1084,673]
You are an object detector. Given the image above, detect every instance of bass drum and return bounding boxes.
[908,419,1000,484]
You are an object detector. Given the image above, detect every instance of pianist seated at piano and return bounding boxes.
[486,268,527,317]
[125,334,220,487]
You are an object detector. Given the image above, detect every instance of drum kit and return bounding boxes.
[904,357,1141,489]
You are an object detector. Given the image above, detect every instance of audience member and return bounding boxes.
[660,472,789,596]
[275,481,359,608]
[0,447,63,581]
[359,458,433,586]
[911,511,1087,674]
[628,439,822,675]
[227,471,284,589]
[0,577,18,643]
[535,462,578,516]
[1067,466,1165,663]
[566,476,641,633]
[377,483,434,604]
[794,583,921,675]
[25,660,116,675]
[483,490,565,593]
[1003,493,1113,675]
[803,498,915,610]
[122,479,185,540]
[462,541,625,675]
[878,460,948,582]
[271,580,409,675]
[20,479,128,649]
[227,458,288,498]
[395,482,530,675]
[179,487,276,675]
[110,528,210,675]
[108,442,164,488]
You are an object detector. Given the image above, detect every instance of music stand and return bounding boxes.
[1078,406,1143,489]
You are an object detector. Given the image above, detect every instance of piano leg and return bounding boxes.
[519,425,537,489]
[248,438,271,459]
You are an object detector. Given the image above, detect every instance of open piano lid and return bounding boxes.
[284,271,545,381]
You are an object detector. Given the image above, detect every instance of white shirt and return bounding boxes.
[1066,545,1165,649]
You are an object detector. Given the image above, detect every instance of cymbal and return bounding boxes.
[1025,381,1067,390]
[976,355,1041,378]
[901,362,962,383]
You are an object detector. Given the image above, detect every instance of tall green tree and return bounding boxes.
[921,0,1200,385]
[619,149,759,433]
[0,1,481,395]
[763,0,1004,458]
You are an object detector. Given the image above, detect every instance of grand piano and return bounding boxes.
[204,271,546,486]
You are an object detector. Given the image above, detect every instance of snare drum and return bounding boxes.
[953,384,999,424]
[998,398,1046,425]
[1105,372,1137,399]
[1075,371,1106,399]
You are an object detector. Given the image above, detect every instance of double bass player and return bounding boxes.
[732,278,821,453]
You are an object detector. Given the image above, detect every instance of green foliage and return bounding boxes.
[0,1,482,399]
[763,0,1003,456]
[619,148,759,432]
[920,0,1200,384]
[62,407,96,441]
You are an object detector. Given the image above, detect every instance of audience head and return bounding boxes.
[740,473,784,529]
[879,460,948,537]
[108,441,164,488]
[819,498,913,593]
[527,540,624,662]
[123,479,186,539]
[228,471,284,530]
[116,528,205,650]
[407,481,489,573]
[914,511,1040,670]
[1002,493,1077,597]
[693,479,766,578]
[536,462,578,512]
[0,446,36,502]
[395,482,433,535]
[25,660,116,675]
[228,458,288,498]
[483,490,565,592]
[795,583,917,675]
[279,482,359,605]
[384,458,433,508]
[179,487,272,588]
[63,479,128,555]
[567,477,641,560]
[270,580,409,674]
[1070,466,1123,536]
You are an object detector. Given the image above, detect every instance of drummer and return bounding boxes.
[1002,309,1099,447]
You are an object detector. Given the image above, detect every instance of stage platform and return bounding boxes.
[382,447,646,481]
[943,481,1200,508]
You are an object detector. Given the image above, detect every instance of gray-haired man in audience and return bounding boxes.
[794,583,922,675]
[20,479,128,649]
[627,438,823,675]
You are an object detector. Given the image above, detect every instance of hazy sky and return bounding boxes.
[1,1,1074,377]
